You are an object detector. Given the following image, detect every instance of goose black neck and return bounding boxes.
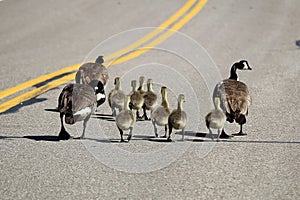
[229,65,238,80]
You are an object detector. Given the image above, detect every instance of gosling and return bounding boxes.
[129,80,144,120]
[116,95,136,142]
[168,94,187,141]
[108,77,125,117]
[205,97,226,142]
[151,87,170,138]
[142,79,158,120]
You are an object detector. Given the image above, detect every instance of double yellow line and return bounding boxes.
[0,0,207,113]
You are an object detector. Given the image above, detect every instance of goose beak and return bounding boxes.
[248,66,252,70]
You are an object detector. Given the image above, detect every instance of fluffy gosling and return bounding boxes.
[151,87,171,138]
[205,97,226,142]
[168,94,187,141]
[108,77,125,117]
[129,80,144,120]
[142,79,158,120]
[116,95,136,142]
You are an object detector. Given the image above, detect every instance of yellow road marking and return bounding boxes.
[109,0,207,65]
[0,64,81,100]
[0,0,196,100]
[0,0,208,113]
[0,73,76,113]
[104,0,196,61]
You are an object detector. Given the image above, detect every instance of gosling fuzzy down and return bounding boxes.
[142,79,158,120]
[213,60,252,137]
[151,87,171,138]
[168,94,187,141]
[205,97,226,142]
[116,95,136,142]
[129,80,144,120]
[108,77,125,117]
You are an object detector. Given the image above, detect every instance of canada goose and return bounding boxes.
[57,80,103,140]
[75,55,109,86]
[205,97,226,142]
[116,95,136,142]
[129,80,144,119]
[142,79,158,120]
[213,60,252,137]
[108,77,125,117]
[168,94,187,141]
[151,87,171,138]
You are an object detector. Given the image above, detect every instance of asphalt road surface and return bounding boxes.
[1,0,299,199]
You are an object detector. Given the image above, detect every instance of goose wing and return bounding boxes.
[213,79,250,115]
[76,63,108,85]
[58,84,74,113]
[72,84,96,114]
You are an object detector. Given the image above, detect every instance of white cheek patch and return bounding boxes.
[243,62,249,70]
[97,93,106,101]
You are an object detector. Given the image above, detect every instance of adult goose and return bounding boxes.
[168,94,187,141]
[213,60,252,137]
[75,55,109,86]
[205,97,226,142]
[57,80,104,140]
[129,80,144,120]
[151,87,171,138]
[142,79,158,120]
[108,77,125,117]
[116,95,136,142]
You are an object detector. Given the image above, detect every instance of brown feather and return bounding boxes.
[75,62,109,86]
[213,79,250,116]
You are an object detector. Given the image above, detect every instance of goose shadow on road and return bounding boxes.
[92,113,115,122]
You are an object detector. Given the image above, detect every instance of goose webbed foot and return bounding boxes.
[58,128,71,140]
[219,130,233,139]
[232,132,247,136]
[232,125,247,136]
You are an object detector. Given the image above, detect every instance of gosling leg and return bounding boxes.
[152,120,158,138]
[216,129,221,142]
[162,124,168,138]
[209,128,214,141]
[112,107,116,117]
[127,127,133,142]
[118,127,125,142]
[167,123,172,141]
[143,105,150,120]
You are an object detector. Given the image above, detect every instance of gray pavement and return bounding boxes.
[1,0,299,199]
